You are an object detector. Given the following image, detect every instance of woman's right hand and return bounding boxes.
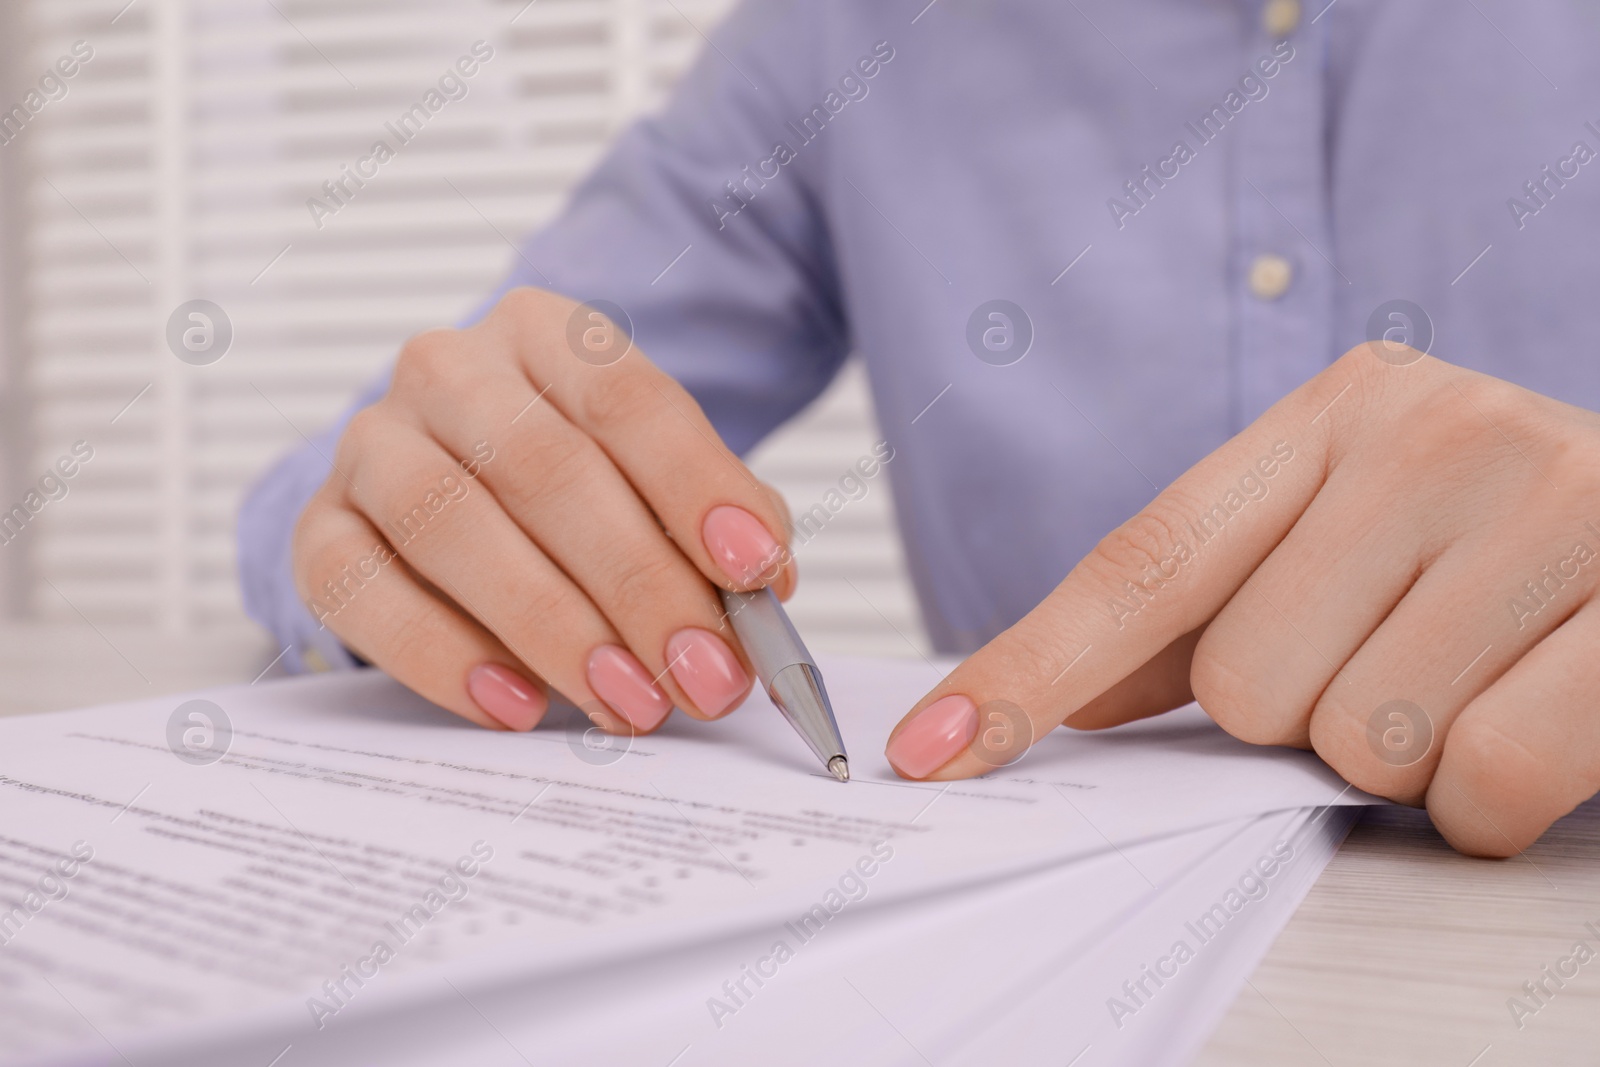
[289,287,796,735]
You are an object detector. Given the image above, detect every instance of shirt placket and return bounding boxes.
[1232,0,1335,430]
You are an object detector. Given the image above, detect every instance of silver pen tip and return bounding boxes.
[827,756,849,783]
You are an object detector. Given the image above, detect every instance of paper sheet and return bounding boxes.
[169,808,1350,1067]
[0,657,1371,1064]
[477,808,1350,1067]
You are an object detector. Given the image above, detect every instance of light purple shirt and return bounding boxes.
[240,0,1600,672]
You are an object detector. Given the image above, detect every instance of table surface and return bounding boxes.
[4,625,1597,1065]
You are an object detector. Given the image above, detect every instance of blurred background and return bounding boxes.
[0,0,927,715]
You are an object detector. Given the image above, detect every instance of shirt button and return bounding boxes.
[1262,0,1301,37]
[1248,254,1294,300]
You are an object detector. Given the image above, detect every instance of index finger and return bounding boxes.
[883,352,1379,780]
[481,287,795,592]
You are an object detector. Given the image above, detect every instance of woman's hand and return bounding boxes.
[291,287,795,736]
[887,344,1600,856]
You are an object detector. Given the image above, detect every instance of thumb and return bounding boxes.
[883,358,1363,780]
[759,480,799,601]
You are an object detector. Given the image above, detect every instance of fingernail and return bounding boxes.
[587,645,673,732]
[467,663,548,731]
[887,695,978,779]
[702,505,783,586]
[665,628,750,718]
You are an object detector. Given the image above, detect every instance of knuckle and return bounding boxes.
[575,371,664,431]
[496,576,581,644]
[987,617,1071,696]
[384,478,459,549]
[1190,620,1314,746]
[1189,642,1269,742]
[1443,716,1538,809]
[1343,372,1485,476]
[291,513,361,601]
[1430,718,1548,856]
[495,285,564,325]
[1541,427,1600,500]
[380,605,461,671]
[1331,342,1370,370]
[603,549,684,612]
[1084,505,1192,593]
[517,432,601,506]
[1311,731,1395,802]
[392,328,469,398]
[1423,377,1501,438]
[490,286,570,358]
[335,405,386,470]
[1328,340,1442,421]
[290,515,333,590]
[1333,338,1439,376]
[1308,693,1429,804]
[1334,340,1404,373]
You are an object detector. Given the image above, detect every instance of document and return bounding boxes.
[440,806,1354,1067]
[0,656,1372,1065]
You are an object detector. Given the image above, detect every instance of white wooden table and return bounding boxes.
[1199,798,1600,1066]
[3,625,1597,1064]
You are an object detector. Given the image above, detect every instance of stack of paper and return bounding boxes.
[0,657,1371,1066]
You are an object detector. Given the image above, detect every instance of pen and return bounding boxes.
[718,587,850,782]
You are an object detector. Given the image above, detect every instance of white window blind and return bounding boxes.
[5,0,927,657]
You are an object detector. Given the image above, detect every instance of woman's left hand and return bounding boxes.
[885,344,1600,856]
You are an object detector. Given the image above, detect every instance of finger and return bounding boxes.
[1186,457,1425,747]
[761,481,799,602]
[337,406,675,735]
[1309,522,1599,805]
[388,332,754,720]
[481,289,795,590]
[1427,603,1600,856]
[1065,626,1203,731]
[293,495,556,733]
[885,350,1370,780]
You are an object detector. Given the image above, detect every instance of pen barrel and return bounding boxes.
[718,587,814,681]
[719,587,847,766]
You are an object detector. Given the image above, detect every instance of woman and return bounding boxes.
[241,0,1600,855]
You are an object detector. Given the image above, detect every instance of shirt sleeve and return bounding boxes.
[237,0,851,674]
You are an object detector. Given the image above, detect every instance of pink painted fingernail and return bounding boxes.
[467,663,548,731]
[666,628,750,718]
[702,505,784,585]
[587,645,673,731]
[887,695,978,779]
